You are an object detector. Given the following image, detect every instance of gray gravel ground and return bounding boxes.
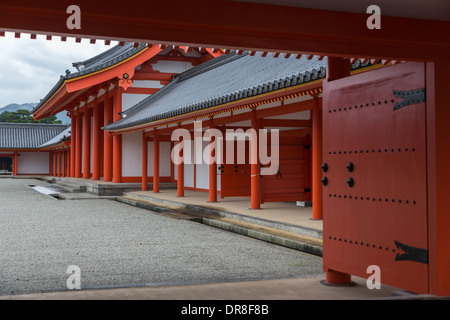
[0,178,323,296]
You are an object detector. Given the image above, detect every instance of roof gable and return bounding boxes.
[32,43,223,120]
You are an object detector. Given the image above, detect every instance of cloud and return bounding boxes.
[0,33,117,107]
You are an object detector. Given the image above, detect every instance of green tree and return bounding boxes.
[0,109,62,124]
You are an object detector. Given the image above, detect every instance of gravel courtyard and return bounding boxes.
[0,178,323,296]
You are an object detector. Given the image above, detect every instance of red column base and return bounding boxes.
[142,179,148,191]
[322,269,353,286]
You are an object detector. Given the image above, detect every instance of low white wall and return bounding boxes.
[172,140,221,191]
[122,131,142,177]
[17,152,49,174]
[147,141,171,177]
[184,142,195,188]
[122,132,172,178]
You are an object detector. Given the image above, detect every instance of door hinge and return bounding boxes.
[394,240,428,264]
[393,88,426,111]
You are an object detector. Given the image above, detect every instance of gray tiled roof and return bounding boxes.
[104,51,328,131]
[0,123,69,149]
[37,127,71,149]
[69,43,147,79]
[32,43,148,114]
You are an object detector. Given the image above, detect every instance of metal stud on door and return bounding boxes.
[322,62,428,294]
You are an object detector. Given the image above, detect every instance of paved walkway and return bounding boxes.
[2,276,402,300]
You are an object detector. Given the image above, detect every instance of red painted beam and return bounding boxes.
[53,151,57,177]
[250,109,261,209]
[55,151,60,177]
[153,132,160,193]
[49,152,53,176]
[177,146,184,197]
[132,72,174,81]
[112,87,122,183]
[426,60,450,296]
[75,110,83,178]
[124,87,159,95]
[0,1,448,60]
[83,108,91,179]
[33,86,69,120]
[142,131,148,191]
[70,113,75,177]
[311,97,322,220]
[209,119,217,203]
[103,94,113,182]
[92,101,101,180]
[13,151,18,176]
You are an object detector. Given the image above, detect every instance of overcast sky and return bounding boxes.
[0,32,118,108]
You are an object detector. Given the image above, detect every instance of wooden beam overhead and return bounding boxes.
[0,0,448,60]
[261,119,312,127]
[123,87,159,95]
[132,72,174,81]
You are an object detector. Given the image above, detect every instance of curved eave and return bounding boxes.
[106,79,323,135]
[33,45,162,120]
[33,85,74,121]
[39,140,71,151]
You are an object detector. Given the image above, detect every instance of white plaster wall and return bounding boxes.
[174,153,177,179]
[184,142,194,188]
[133,80,163,89]
[173,142,195,187]
[122,131,142,177]
[147,141,153,175]
[159,142,171,177]
[172,139,221,191]
[152,60,193,74]
[90,116,93,174]
[122,133,174,178]
[195,162,209,190]
[196,140,210,190]
[17,152,49,174]
[146,141,171,177]
[122,93,151,112]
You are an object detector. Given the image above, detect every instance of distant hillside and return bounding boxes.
[0,103,70,124]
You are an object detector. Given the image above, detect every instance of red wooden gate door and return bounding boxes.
[220,140,251,198]
[322,62,429,293]
[261,131,311,203]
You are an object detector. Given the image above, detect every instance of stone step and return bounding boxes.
[123,192,323,240]
[118,194,323,257]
